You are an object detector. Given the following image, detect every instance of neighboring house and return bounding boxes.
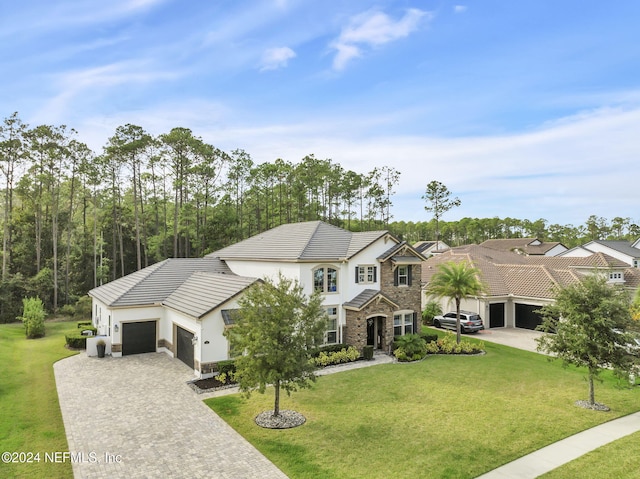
[89,221,426,377]
[422,244,640,331]
[560,240,640,268]
[479,238,568,256]
[414,240,450,256]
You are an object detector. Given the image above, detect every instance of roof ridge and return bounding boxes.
[109,259,168,304]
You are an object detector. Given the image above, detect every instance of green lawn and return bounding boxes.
[0,320,78,479]
[207,333,640,479]
[539,430,640,479]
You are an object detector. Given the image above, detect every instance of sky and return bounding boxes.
[2,0,640,228]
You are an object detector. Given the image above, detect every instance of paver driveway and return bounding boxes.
[54,353,288,479]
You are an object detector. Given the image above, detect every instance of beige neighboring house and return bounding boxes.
[422,244,640,330]
[479,237,568,256]
[89,221,426,378]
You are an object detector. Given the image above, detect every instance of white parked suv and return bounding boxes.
[433,311,484,333]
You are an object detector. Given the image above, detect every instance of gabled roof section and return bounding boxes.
[377,241,427,262]
[208,221,389,262]
[88,258,233,307]
[163,273,258,319]
[343,289,398,311]
[586,240,640,258]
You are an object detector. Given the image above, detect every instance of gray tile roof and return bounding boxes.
[343,289,398,311]
[377,241,427,262]
[163,273,258,319]
[88,258,233,307]
[587,240,640,258]
[208,221,389,262]
[422,244,632,300]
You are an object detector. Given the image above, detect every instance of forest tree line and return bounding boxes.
[1,112,637,322]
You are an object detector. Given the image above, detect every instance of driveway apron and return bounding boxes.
[54,353,288,479]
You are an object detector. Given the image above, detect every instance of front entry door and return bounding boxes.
[366,318,375,346]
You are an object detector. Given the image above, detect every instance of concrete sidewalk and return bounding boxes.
[475,411,640,478]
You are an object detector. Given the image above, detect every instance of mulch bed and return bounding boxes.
[188,376,238,394]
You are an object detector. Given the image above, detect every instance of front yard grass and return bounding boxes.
[0,320,78,479]
[206,334,640,479]
[539,430,640,479]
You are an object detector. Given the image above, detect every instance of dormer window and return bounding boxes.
[609,271,624,282]
[314,266,338,293]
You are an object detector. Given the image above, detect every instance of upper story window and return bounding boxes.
[394,265,413,287]
[314,266,338,293]
[356,265,377,284]
[634,259,639,268]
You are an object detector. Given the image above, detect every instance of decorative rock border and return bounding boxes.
[575,400,610,411]
[255,410,306,429]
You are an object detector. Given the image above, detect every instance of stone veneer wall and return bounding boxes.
[379,260,422,315]
[344,260,423,353]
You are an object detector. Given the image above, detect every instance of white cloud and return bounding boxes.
[260,47,297,71]
[331,8,429,70]
[454,5,468,14]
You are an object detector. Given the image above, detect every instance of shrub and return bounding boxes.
[422,301,443,325]
[419,331,438,344]
[394,347,409,362]
[217,359,236,375]
[394,334,427,356]
[65,333,88,349]
[363,345,374,360]
[430,333,484,355]
[77,321,93,329]
[310,343,349,358]
[18,297,46,339]
[215,371,236,384]
[312,346,360,367]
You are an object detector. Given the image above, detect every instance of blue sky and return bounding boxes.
[3,0,640,227]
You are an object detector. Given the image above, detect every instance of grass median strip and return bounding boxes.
[0,320,78,479]
[207,339,640,479]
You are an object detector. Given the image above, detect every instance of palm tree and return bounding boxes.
[425,261,487,344]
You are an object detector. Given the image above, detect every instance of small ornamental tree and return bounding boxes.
[225,273,326,419]
[536,274,636,409]
[425,261,486,344]
[422,300,443,326]
[19,297,46,339]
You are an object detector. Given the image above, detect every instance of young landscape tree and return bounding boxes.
[19,296,46,339]
[226,274,326,424]
[536,274,637,409]
[425,260,487,344]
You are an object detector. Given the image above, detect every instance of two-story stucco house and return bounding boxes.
[88,221,425,378]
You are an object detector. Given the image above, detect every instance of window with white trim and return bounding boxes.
[395,265,411,286]
[356,265,377,284]
[609,272,624,281]
[313,266,338,293]
[325,307,338,344]
[393,311,415,337]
